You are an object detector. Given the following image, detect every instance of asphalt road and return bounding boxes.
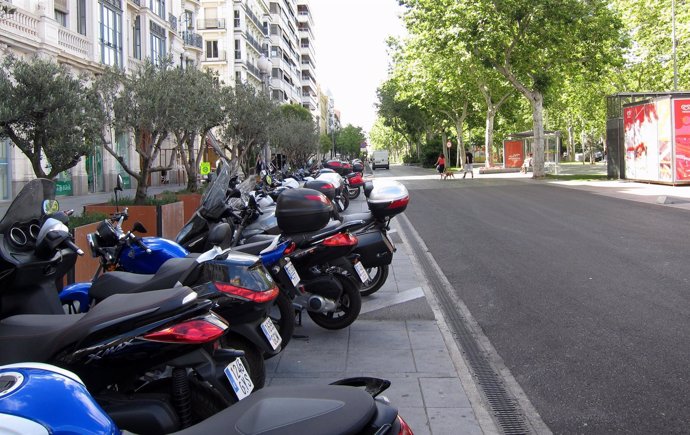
[375,165,690,434]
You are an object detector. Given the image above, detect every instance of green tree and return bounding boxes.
[272,114,319,168]
[336,124,366,158]
[376,79,428,159]
[0,56,97,178]
[167,67,226,192]
[219,83,278,176]
[279,104,313,123]
[92,59,177,204]
[402,0,626,177]
[369,117,406,161]
[319,133,334,156]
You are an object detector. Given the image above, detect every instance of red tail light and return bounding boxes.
[387,197,409,210]
[397,415,414,435]
[143,316,227,344]
[322,233,358,247]
[284,242,296,255]
[322,183,335,189]
[214,282,279,303]
[305,194,331,205]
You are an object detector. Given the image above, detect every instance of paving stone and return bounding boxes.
[397,407,431,435]
[413,347,457,375]
[276,349,347,374]
[420,377,472,408]
[346,348,416,372]
[427,408,482,435]
[349,327,412,351]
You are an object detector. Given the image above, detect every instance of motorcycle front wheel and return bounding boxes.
[308,274,361,330]
[360,264,389,297]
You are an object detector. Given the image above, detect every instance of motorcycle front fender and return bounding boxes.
[59,282,92,313]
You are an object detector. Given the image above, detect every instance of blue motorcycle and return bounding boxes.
[0,363,414,435]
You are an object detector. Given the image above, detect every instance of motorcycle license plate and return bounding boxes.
[224,358,254,401]
[261,316,282,350]
[284,260,301,287]
[353,260,369,283]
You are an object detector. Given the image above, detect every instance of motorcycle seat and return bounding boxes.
[90,257,197,302]
[340,212,373,225]
[232,239,274,255]
[287,219,342,249]
[174,384,375,435]
[0,287,195,365]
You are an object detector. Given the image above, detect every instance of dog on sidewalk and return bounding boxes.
[442,169,455,180]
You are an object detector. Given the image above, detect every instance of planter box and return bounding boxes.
[67,222,101,285]
[83,201,184,239]
[155,193,201,222]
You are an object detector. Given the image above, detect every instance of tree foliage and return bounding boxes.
[0,56,97,178]
[336,124,366,158]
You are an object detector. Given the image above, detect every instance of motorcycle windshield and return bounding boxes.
[0,179,55,233]
[200,165,233,220]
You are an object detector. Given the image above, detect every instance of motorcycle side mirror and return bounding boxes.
[114,174,123,212]
[227,188,241,199]
[42,199,59,216]
[132,222,147,234]
[208,223,231,247]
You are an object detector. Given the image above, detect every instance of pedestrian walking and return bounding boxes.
[463,150,474,179]
[435,153,446,179]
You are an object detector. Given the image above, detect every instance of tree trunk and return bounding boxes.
[455,119,465,167]
[530,92,546,177]
[485,109,496,168]
[567,124,575,162]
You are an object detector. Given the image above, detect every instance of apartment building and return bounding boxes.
[0,0,204,198]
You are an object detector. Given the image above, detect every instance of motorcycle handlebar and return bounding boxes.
[64,239,84,256]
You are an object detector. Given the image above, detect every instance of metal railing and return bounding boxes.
[197,18,226,30]
[168,14,177,31]
[181,31,203,49]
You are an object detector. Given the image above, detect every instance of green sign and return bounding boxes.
[120,173,131,189]
[55,172,73,197]
[199,162,211,175]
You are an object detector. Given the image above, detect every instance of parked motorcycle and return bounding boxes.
[0,178,256,433]
[0,363,414,435]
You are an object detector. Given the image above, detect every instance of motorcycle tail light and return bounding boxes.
[322,233,358,247]
[284,242,296,255]
[397,415,414,435]
[214,282,279,303]
[143,315,227,344]
[387,197,410,210]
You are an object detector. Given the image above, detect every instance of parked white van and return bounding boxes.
[371,150,390,170]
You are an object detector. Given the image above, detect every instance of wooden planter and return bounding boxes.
[66,221,101,285]
[83,201,184,240]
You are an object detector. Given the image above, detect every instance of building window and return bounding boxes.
[234,10,240,28]
[100,2,123,67]
[206,40,219,59]
[133,16,141,59]
[234,40,241,60]
[55,10,67,27]
[184,10,193,29]
[77,0,87,35]
[150,0,165,18]
[151,34,166,65]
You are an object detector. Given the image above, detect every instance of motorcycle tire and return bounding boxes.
[267,292,296,354]
[347,186,361,200]
[221,335,266,390]
[359,264,389,297]
[336,194,350,213]
[307,274,362,330]
[189,376,235,422]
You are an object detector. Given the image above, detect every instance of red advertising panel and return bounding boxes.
[624,102,659,181]
[674,99,690,181]
[657,98,672,181]
[504,140,524,168]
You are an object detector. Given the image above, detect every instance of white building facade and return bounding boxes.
[0,0,204,198]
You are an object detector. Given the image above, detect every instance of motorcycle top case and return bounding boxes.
[303,179,336,201]
[275,188,333,234]
[365,180,410,219]
[352,162,364,173]
[323,160,351,176]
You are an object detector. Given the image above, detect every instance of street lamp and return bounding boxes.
[258,54,272,172]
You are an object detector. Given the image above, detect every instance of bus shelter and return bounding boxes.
[502,131,562,169]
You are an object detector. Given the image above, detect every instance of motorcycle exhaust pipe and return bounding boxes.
[308,295,337,313]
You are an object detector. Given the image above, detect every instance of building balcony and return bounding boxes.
[168,14,178,32]
[203,50,228,62]
[181,31,203,50]
[58,27,91,59]
[0,8,40,43]
[128,0,141,7]
[197,18,226,30]
[245,7,267,35]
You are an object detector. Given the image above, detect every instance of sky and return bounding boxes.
[309,0,408,136]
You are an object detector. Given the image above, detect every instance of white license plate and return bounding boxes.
[353,260,369,283]
[260,316,282,350]
[224,358,254,401]
[284,260,301,287]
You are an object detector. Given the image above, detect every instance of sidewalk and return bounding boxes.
[264,194,489,435]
